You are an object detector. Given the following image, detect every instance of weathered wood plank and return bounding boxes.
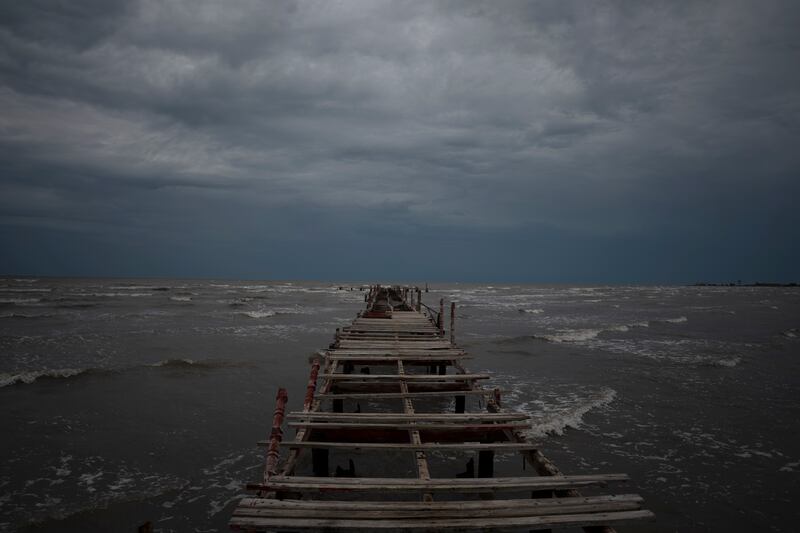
[233,496,643,519]
[229,510,654,530]
[236,494,643,511]
[271,441,539,452]
[321,373,488,381]
[329,355,466,362]
[326,350,466,356]
[287,421,531,430]
[246,473,629,493]
[316,390,494,400]
[286,412,529,422]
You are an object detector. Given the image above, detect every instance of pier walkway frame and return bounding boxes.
[230,285,653,532]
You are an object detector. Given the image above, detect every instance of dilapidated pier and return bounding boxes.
[230,285,653,531]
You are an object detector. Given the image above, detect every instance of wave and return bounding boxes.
[169,296,192,302]
[108,286,170,291]
[533,322,649,343]
[0,312,55,319]
[526,388,618,437]
[782,328,798,339]
[655,316,688,324]
[240,310,276,318]
[0,297,41,304]
[712,356,741,368]
[147,358,246,369]
[1,287,52,292]
[0,368,93,387]
[1,359,249,388]
[518,308,544,314]
[512,316,686,344]
[82,292,153,297]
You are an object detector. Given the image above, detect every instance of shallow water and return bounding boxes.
[1,279,798,531]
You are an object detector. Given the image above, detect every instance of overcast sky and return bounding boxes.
[1,1,798,282]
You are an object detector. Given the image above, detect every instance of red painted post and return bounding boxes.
[263,388,288,484]
[304,359,320,412]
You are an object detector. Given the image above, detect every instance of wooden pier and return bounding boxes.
[230,285,653,531]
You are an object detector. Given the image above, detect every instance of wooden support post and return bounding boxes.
[450,302,456,344]
[303,359,320,412]
[416,288,422,311]
[333,398,344,413]
[438,364,447,375]
[455,395,465,413]
[312,448,329,477]
[493,387,502,407]
[439,298,444,335]
[262,388,288,486]
[478,450,494,478]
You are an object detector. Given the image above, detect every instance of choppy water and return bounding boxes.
[1,279,798,532]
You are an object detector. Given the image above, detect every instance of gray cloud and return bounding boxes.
[1,0,798,281]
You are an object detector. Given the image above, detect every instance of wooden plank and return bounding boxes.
[321,373,489,381]
[233,496,643,519]
[245,473,630,493]
[316,390,494,400]
[236,494,643,511]
[287,421,531,430]
[331,382,473,393]
[286,412,529,422]
[327,350,465,355]
[229,510,654,530]
[329,355,466,362]
[272,441,539,451]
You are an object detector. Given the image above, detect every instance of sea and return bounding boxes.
[1,278,798,532]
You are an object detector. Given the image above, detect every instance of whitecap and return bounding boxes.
[0,298,41,304]
[658,316,688,324]
[537,321,647,343]
[526,388,618,437]
[240,310,276,319]
[0,368,88,388]
[518,308,544,314]
[170,296,192,302]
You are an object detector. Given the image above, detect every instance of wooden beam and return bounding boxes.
[316,390,494,400]
[232,495,644,519]
[270,441,539,452]
[245,473,630,493]
[236,494,643,511]
[229,510,654,531]
[321,373,489,381]
[286,412,529,422]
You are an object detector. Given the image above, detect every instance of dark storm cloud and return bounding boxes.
[1,1,799,280]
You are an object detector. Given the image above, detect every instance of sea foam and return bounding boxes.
[0,368,88,388]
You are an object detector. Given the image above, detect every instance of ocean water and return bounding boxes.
[1,279,798,532]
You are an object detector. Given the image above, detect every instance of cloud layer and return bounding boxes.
[2,1,799,281]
